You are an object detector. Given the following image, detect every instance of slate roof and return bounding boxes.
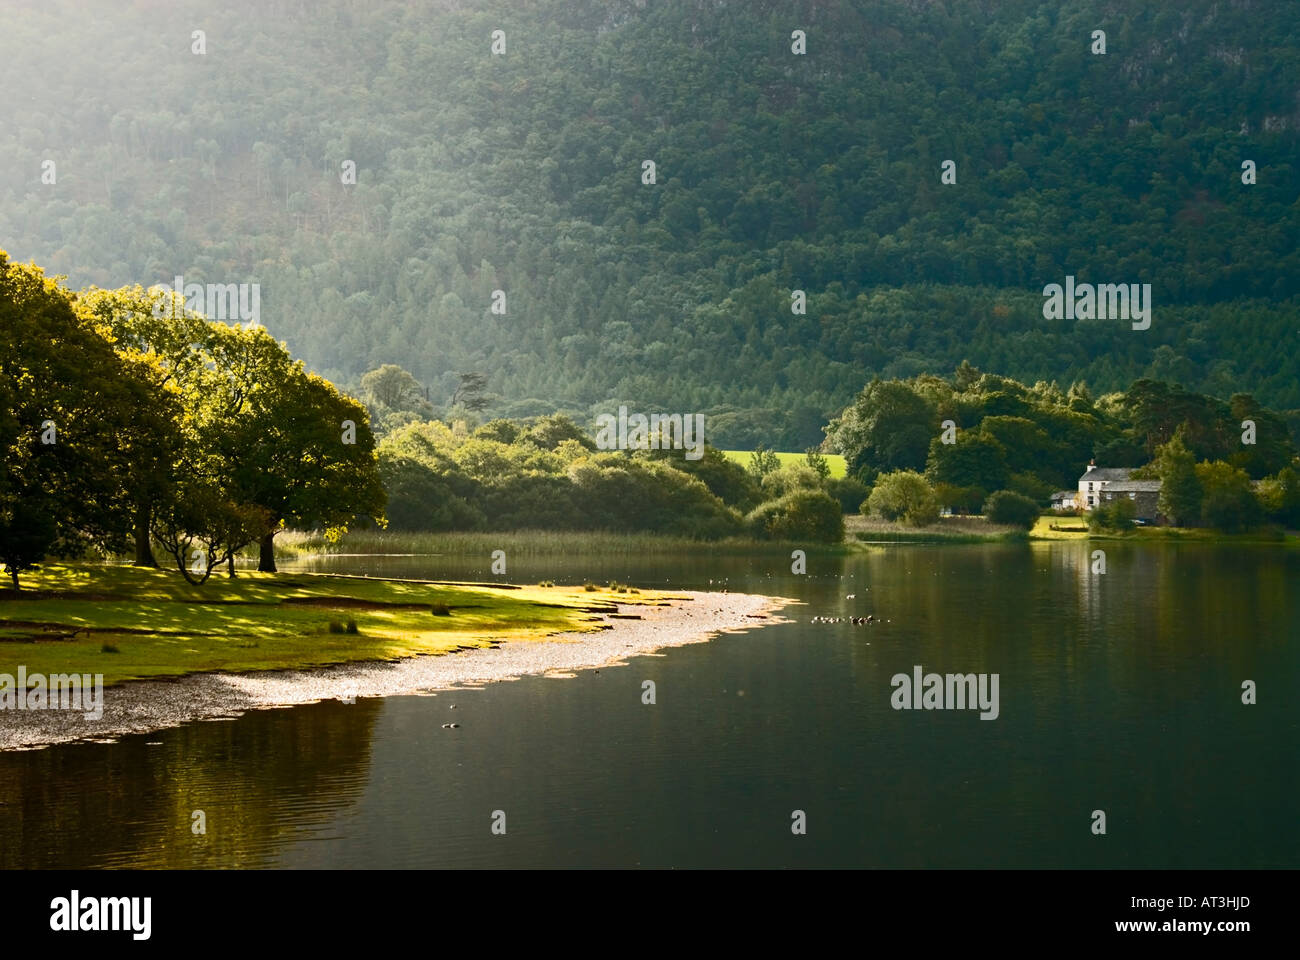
[1078,467,1135,482]
[1105,480,1162,492]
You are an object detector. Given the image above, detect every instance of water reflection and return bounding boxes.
[0,699,381,869]
[1,542,1295,868]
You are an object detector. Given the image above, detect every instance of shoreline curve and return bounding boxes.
[0,590,791,752]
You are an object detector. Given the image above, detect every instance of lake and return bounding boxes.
[1,542,1296,868]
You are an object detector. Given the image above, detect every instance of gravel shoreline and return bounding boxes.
[0,590,788,751]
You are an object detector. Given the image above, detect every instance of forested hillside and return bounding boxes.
[3,0,1298,448]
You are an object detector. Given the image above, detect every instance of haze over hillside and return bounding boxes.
[2,0,1298,447]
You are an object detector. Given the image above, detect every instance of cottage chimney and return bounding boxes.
[1086,460,1095,473]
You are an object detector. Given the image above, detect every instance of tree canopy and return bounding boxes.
[0,251,386,586]
[2,0,1297,448]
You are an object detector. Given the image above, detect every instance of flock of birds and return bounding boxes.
[810,595,888,626]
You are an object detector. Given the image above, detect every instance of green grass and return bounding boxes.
[275,528,847,558]
[1030,516,1091,540]
[846,514,1025,543]
[720,449,848,479]
[1029,515,1298,543]
[846,514,1298,545]
[0,563,677,686]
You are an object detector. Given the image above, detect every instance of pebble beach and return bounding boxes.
[0,590,789,751]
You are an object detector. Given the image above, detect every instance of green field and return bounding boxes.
[721,450,848,479]
[1030,516,1295,543]
[0,564,671,686]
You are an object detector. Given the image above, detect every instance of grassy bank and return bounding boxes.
[845,514,1299,544]
[1029,516,1298,543]
[0,563,672,687]
[846,515,1026,543]
[1029,516,1091,540]
[274,528,852,558]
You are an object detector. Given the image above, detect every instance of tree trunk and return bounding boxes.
[133,503,158,567]
[9,569,18,591]
[258,532,277,573]
[174,552,201,586]
[227,554,236,578]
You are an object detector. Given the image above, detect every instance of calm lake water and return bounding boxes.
[2,542,1297,868]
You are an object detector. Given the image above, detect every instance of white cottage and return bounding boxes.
[1077,462,1138,510]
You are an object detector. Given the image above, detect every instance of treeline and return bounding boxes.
[378,416,849,544]
[334,363,857,542]
[360,356,1300,534]
[0,251,384,587]
[1141,431,1300,532]
[829,363,1300,530]
[2,0,1299,446]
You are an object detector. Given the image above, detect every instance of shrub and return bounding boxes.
[1088,497,1137,531]
[1257,466,1300,528]
[430,603,451,616]
[746,489,844,543]
[983,489,1040,528]
[865,471,940,527]
[760,463,824,500]
[826,476,870,514]
[1196,460,1262,531]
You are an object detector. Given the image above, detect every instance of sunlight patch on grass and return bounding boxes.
[0,564,673,686]
[720,449,847,478]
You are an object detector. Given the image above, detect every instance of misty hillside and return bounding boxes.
[2,0,1298,447]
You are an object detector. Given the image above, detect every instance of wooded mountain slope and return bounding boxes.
[2,0,1297,447]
